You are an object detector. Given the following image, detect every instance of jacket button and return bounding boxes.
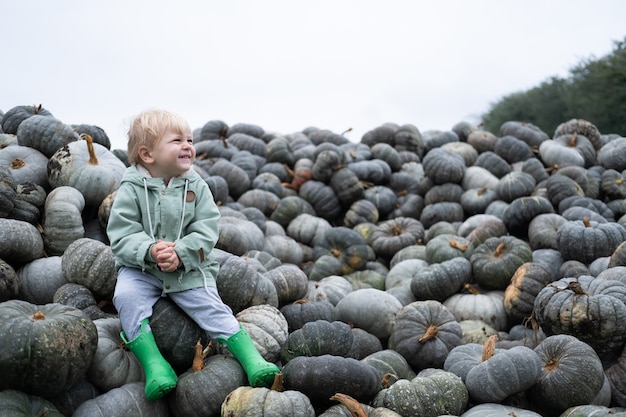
[165,284,171,289]
[161,233,166,238]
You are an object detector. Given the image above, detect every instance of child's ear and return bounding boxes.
[138,146,154,163]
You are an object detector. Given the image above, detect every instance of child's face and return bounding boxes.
[142,128,195,180]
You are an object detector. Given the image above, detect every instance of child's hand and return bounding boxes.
[151,240,180,272]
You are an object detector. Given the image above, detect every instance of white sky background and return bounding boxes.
[2,1,625,150]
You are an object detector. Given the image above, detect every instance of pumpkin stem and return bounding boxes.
[567,280,588,295]
[477,186,487,196]
[494,241,506,257]
[10,158,26,169]
[341,127,353,136]
[329,393,368,417]
[34,104,43,114]
[381,372,399,389]
[582,216,591,227]
[31,311,46,321]
[568,131,578,147]
[481,334,499,361]
[418,324,439,343]
[391,224,402,236]
[463,283,481,295]
[191,339,213,371]
[80,134,99,165]
[449,239,468,252]
[35,407,49,417]
[270,372,284,391]
[293,299,309,305]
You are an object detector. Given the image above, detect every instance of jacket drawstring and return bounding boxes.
[177,179,189,284]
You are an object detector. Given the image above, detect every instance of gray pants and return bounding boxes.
[113,266,241,340]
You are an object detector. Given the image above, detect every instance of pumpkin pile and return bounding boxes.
[1,104,626,417]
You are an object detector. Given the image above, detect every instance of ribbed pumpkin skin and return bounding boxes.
[61,237,117,300]
[0,389,65,417]
[460,403,543,417]
[555,218,626,264]
[280,320,358,363]
[72,382,170,417]
[528,334,605,416]
[1,104,54,134]
[464,345,542,403]
[42,186,86,256]
[86,317,143,392]
[282,354,382,408]
[221,385,317,417]
[533,275,626,356]
[388,300,462,371]
[559,405,626,417]
[470,236,532,290]
[16,114,80,158]
[372,370,468,417]
[410,257,472,302]
[504,261,555,324]
[170,355,247,417]
[0,217,45,266]
[0,300,98,399]
[147,296,212,373]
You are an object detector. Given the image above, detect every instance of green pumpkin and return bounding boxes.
[0,258,18,302]
[281,319,359,363]
[533,275,626,356]
[72,382,170,417]
[221,383,316,417]
[313,226,370,274]
[1,104,54,134]
[370,217,425,260]
[0,144,50,188]
[0,389,65,417]
[0,217,45,266]
[504,261,555,324]
[171,354,247,417]
[555,216,626,264]
[47,135,126,207]
[149,296,213,373]
[0,299,98,399]
[470,235,532,290]
[462,336,542,403]
[372,370,468,417]
[215,252,279,314]
[460,403,543,417]
[528,334,605,416]
[42,186,86,256]
[0,166,17,218]
[560,405,626,417]
[280,299,337,332]
[86,317,143,392]
[235,304,289,363]
[336,288,402,340]
[16,114,80,158]
[410,257,472,302]
[61,237,117,300]
[388,300,462,371]
[282,354,382,409]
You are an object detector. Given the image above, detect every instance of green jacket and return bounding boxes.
[107,164,220,293]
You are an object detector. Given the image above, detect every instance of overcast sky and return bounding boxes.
[2,1,625,150]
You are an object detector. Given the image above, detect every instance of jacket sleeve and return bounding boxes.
[106,183,156,269]
[173,182,220,272]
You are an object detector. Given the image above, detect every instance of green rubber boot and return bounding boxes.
[121,318,178,400]
[219,325,280,387]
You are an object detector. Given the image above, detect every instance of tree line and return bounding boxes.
[481,37,626,137]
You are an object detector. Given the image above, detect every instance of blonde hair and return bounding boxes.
[127,108,191,165]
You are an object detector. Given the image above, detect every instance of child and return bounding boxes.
[107,108,279,401]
